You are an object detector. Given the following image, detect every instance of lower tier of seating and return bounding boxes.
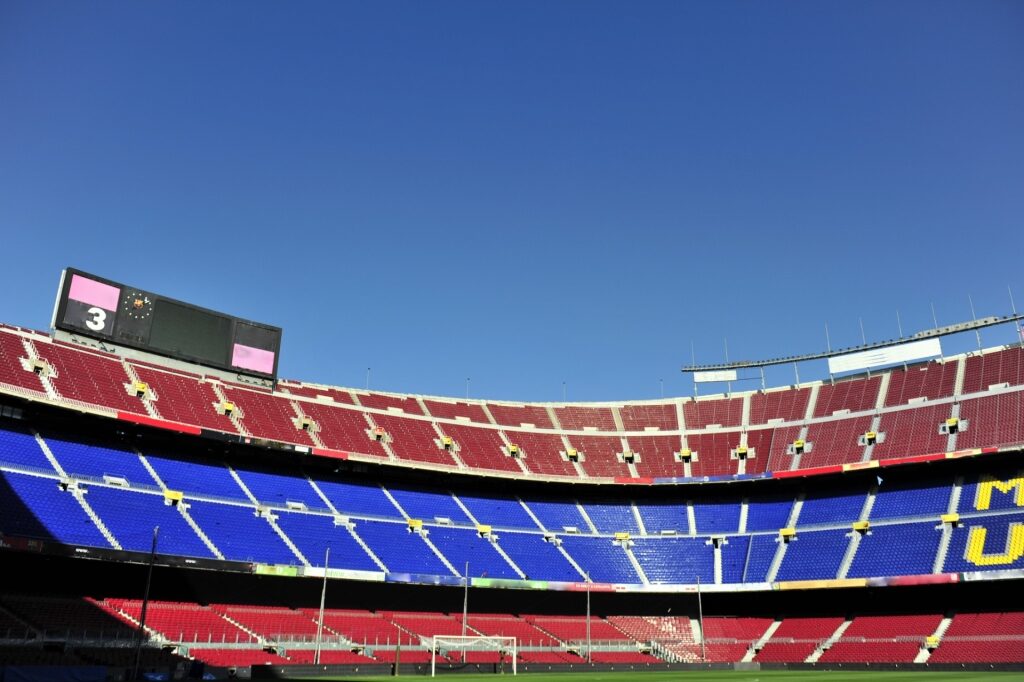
[2,595,1021,668]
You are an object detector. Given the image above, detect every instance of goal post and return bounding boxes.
[430,635,517,676]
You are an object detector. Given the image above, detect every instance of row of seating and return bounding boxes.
[2,425,1022,583]
[3,596,1020,666]
[2,326,1022,481]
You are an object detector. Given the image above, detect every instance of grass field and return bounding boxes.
[310,672,1024,682]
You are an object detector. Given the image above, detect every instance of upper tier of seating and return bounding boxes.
[0,325,1022,484]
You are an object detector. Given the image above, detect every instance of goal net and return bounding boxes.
[430,635,517,676]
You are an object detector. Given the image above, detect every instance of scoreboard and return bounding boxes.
[53,268,282,381]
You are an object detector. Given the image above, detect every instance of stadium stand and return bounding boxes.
[4,319,1024,672]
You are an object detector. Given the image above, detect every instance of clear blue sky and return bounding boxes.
[1,1,1022,401]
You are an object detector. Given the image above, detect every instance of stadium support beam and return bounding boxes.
[681,313,1024,373]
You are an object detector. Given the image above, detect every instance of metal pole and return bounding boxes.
[314,546,330,665]
[660,378,664,399]
[133,526,159,681]
[897,310,907,370]
[562,381,566,402]
[461,561,469,639]
[968,294,982,349]
[793,362,800,386]
[466,377,470,399]
[723,338,731,395]
[859,318,871,377]
[691,341,698,397]
[825,323,834,383]
[696,575,706,663]
[1011,286,1023,346]
[931,302,939,329]
[586,572,592,664]
[366,367,371,390]
[759,366,766,391]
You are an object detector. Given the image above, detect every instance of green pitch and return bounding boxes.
[309,672,1024,682]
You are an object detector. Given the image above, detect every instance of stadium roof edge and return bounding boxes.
[681,314,1024,372]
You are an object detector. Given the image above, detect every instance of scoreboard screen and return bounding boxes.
[53,268,282,380]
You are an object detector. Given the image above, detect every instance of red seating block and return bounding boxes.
[884,361,957,406]
[300,401,388,458]
[962,347,1024,394]
[132,365,237,432]
[505,429,579,478]
[0,330,46,394]
[222,386,315,446]
[356,392,423,415]
[565,435,631,478]
[423,399,490,423]
[629,434,685,478]
[442,423,521,473]
[553,406,617,432]
[684,398,742,429]
[619,404,678,431]
[372,414,455,467]
[486,403,554,429]
[35,341,143,414]
[813,376,881,418]
[750,389,810,425]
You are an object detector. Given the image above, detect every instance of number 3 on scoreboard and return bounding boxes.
[85,306,108,332]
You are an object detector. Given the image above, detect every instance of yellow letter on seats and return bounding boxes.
[965,524,1024,566]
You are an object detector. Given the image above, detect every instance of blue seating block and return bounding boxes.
[498,532,582,582]
[558,536,639,584]
[145,455,244,500]
[456,494,538,529]
[355,519,454,576]
[0,427,53,471]
[743,534,780,582]
[799,490,865,527]
[84,486,213,558]
[847,521,940,577]
[721,535,752,583]
[185,500,299,565]
[958,470,1024,513]
[421,526,519,579]
[635,503,688,533]
[526,500,589,533]
[871,480,952,519]
[745,497,795,532]
[274,512,380,571]
[775,529,850,581]
[692,500,740,534]
[943,512,1024,573]
[581,502,640,534]
[632,537,713,584]
[387,488,471,523]
[0,471,110,547]
[235,468,323,509]
[44,436,153,485]
[315,480,399,518]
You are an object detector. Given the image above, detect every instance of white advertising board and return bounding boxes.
[827,338,942,375]
[694,370,738,383]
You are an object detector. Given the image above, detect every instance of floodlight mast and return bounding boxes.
[585,572,592,664]
[314,546,330,665]
[696,575,706,663]
[132,526,159,682]
[461,561,469,640]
